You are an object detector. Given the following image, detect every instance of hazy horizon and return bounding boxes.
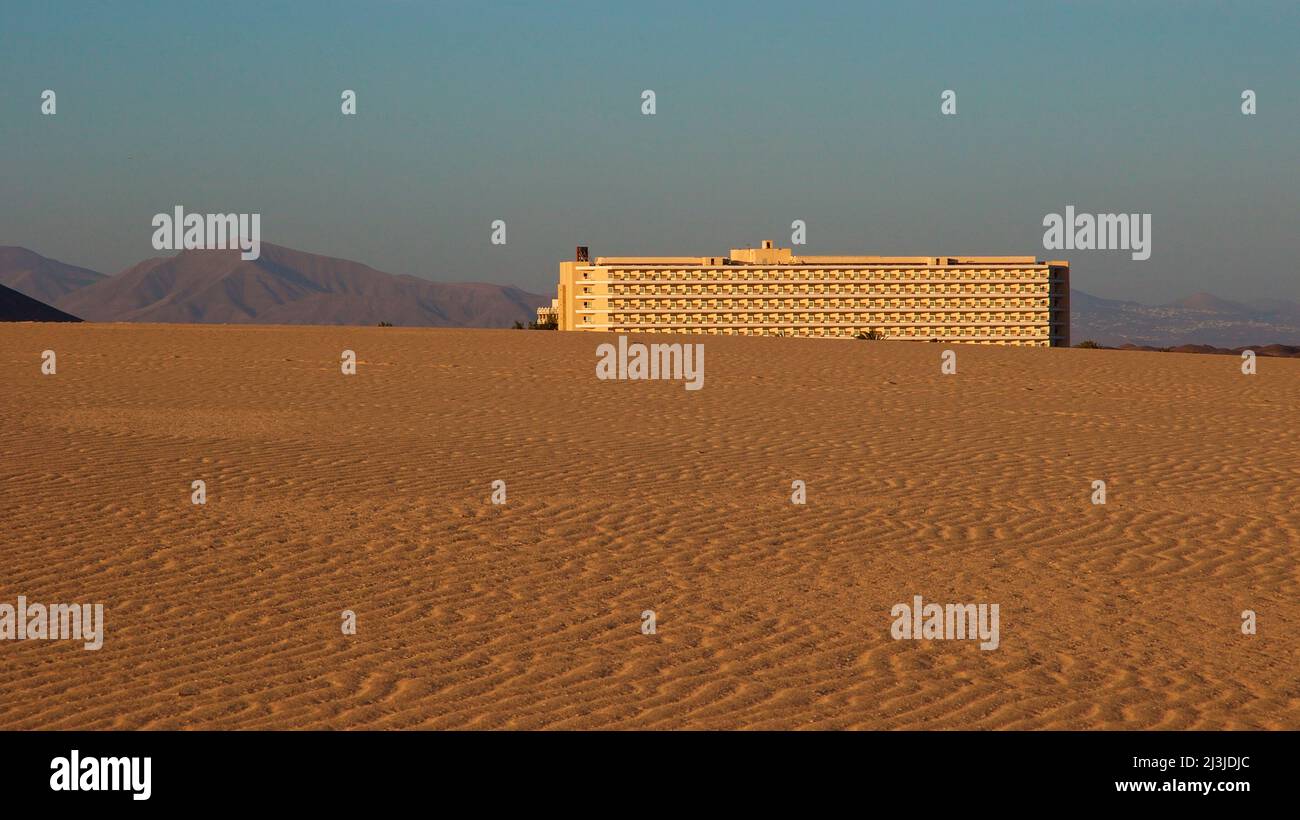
[2,1,1297,303]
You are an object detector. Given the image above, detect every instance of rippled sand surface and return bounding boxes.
[1,323,1296,729]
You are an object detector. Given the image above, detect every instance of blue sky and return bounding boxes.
[1,0,1297,302]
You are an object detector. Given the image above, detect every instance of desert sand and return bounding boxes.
[1,323,1297,729]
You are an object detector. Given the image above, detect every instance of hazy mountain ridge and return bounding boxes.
[1071,289,1300,347]
[0,247,106,304]
[1,244,548,328]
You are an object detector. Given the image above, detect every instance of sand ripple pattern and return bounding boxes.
[1,324,1297,729]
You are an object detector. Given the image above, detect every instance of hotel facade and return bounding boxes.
[544,242,1069,346]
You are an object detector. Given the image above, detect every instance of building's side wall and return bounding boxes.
[1050,263,1070,348]
[557,261,576,331]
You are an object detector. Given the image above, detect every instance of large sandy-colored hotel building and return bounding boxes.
[544,242,1069,346]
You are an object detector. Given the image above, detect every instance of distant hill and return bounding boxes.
[0,282,82,322]
[1112,342,1300,358]
[0,246,106,303]
[1249,297,1300,317]
[54,243,548,328]
[1071,289,1300,348]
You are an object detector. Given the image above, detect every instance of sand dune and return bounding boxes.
[0,323,1296,729]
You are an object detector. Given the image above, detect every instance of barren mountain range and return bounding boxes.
[1071,290,1300,349]
[1,244,1296,349]
[0,246,107,305]
[0,244,548,328]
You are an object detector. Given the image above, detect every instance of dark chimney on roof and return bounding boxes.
[576,246,589,262]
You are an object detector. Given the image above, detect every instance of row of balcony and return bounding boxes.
[600,283,1059,296]
[606,314,1055,328]
[595,269,1055,283]
[592,322,1056,341]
